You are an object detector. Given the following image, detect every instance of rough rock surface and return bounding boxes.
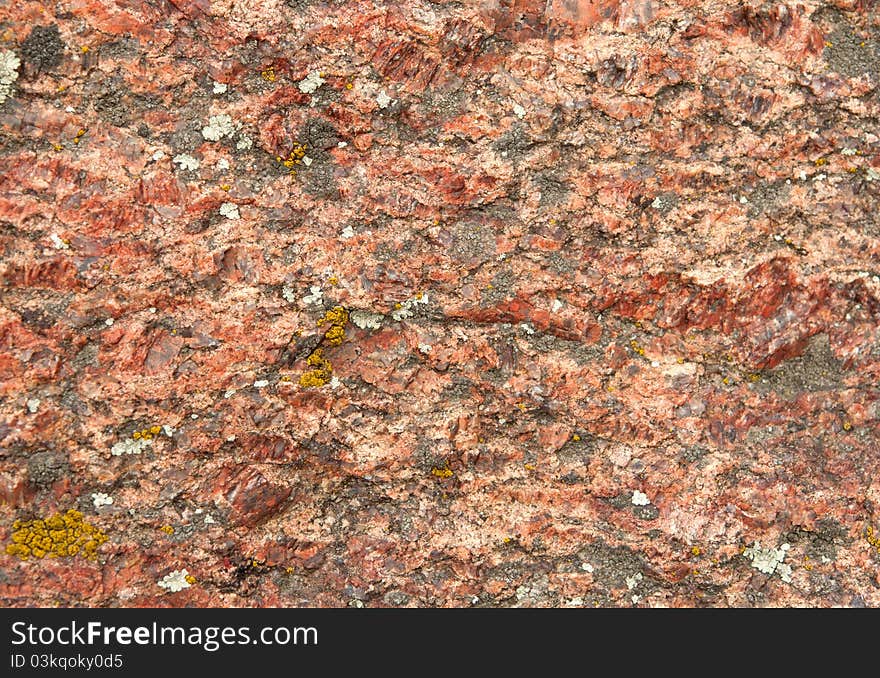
[1,1,879,608]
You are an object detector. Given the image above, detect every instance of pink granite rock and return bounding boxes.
[0,0,879,608]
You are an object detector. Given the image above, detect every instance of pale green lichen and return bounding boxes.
[201,114,235,141]
[743,541,792,583]
[391,293,429,321]
[298,71,325,94]
[350,309,383,330]
[219,202,240,219]
[0,50,21,104]
[172,154,200,171]
[158,568,195,592]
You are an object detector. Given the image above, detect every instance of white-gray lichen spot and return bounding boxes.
[376,90,392,109]
[158,569,192,593]
[350,309,383,330]
[298,71,325,94]
[391,294,429,322]
[281,285,298,304]
[631,490,650,506]
[219,202,240,220]
[111,437,153,456]
[201,114,235,141]
[91,492,113,508]
[302,285,324,306]
[743,542,792,583]
[172,154,200,171]
[235,133,253,151]
[0,50,21,104]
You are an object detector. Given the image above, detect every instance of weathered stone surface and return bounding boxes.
[0,1,879,608]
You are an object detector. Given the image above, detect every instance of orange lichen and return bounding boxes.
[5,510,108,561]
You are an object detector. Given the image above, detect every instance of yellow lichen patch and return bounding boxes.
[300,307,349,388]
[317,306,348,329]
[159,525,175,535]
[299,348,333,388]
[629,340,646,357]
[185,574,197,585]
[323,324,346,346]
[867,526,880,553]
[132,425,162,441]
[261,67,276,82]
[278,142,307,175]
[691,546,701,557]
[431,465,453,479]
[5,510,108,561]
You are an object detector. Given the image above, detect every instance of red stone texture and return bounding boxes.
[1,1,879,608]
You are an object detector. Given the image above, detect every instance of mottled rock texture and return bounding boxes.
[1,1,879,607]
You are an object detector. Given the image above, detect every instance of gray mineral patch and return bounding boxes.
[21,24,65,72]
[301,160,337,199]
[633,504,659,521]
[744,179,791,219]
[756,334,844,400]
[577,539,647,589]
[492,123,532,160]
[451,221,496,267]
[300,118,339,156]
[824,27,879,78]
[535,171,571,207]
[27,450,68,488]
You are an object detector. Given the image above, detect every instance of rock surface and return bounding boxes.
[1,1,879,607]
